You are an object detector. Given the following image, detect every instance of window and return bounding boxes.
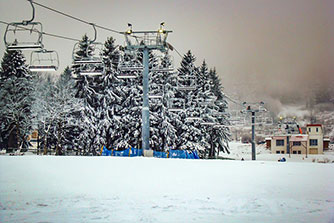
[316,128,318,132]
[276,151,280,154]
[310,139,318,146]
[281,151,285,154]
[309,128,311,132]
[293,141,301,146]
[293,151,297,154]
[298,151,301,154]
[276,139,284,146]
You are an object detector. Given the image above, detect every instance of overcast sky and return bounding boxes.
[1,0,333,109]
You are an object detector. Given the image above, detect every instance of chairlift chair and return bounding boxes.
[116,53,143,79]
[149,84,163,99]
[4,1,43,51]
[168,98,185,112]
[4,22,44,51]
[177,76,197,91]
[29,49,59,72]
[150,55,174,72]
[72,24,106,76]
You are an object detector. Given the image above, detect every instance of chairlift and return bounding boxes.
[149,84,163,99]
[168,98,185,112]
[118,53,143,71]
[196,97,216,106]
[185,117,202,122]
[4,1,43,51]
[72,62,105,77]
[177,76,197,90]
[150,54,174,72]
[116,53,143,79]
[29,49,59,72]
[72,24,105,76]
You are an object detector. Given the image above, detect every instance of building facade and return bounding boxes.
[269,124,325,155]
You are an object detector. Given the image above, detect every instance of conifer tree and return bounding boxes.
[0,50,33,152]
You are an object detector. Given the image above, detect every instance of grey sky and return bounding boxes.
[1,0,333,108]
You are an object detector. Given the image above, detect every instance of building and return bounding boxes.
[306,124,324,154]
[269,124,326,155]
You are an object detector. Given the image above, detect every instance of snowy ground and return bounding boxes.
[1,154,334,223]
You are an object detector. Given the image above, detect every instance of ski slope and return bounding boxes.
[0,156,333,223]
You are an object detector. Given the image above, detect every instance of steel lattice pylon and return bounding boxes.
[123,23,173,152]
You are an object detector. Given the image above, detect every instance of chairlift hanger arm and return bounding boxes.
[23,0,35,25]
[89,23,97,43]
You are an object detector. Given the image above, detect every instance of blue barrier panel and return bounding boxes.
[113,148,130,156]
[153,151,168,158]
[130,148,143,157]
[186,151,194,159]
[192,150,200,159]
[169,150,187,159]
[102,146,199,159]
[101,146,112,156]
[168,150,200,159]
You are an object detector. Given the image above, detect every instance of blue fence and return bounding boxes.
[101,146,199,159]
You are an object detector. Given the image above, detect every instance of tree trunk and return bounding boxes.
[43,134,48,155]
[16,122,20,151]
[56,121,62,155]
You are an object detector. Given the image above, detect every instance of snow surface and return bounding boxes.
[0,155,333,223]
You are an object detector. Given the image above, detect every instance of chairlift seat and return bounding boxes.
[79,71,104,76]
[116,74,137,79]
[119,66,144,71]
[148,95,163,99]
[29,65,57,72]
[177,86,197,91]
[7,44,43,51]
[169,108,184,112]
[151,68,174,72]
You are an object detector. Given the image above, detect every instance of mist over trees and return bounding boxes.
[0,35,230,157]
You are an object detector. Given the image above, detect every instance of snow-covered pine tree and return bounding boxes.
[207,68,230,155]
[0,49,34,152]
[159,54,179,151]
[101,36,124,149]
[148,52,174,151]
[103,45,143,150]
[175,50,204,152]
[72,34,105,155]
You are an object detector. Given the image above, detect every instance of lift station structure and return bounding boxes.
[123,23,173,154]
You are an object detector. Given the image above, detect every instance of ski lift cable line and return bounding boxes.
[223,93,244,106]
[0,20,80,42]
[30,0,123,35]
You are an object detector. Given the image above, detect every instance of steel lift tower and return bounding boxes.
[123,23,172,156]
[241,102,266,160]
